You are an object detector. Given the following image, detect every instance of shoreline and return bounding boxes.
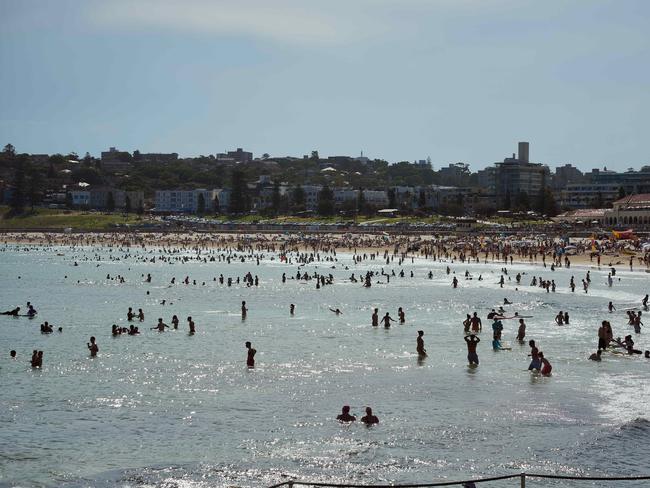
[1,230,648,270]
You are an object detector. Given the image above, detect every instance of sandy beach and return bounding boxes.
[1,230,648,269]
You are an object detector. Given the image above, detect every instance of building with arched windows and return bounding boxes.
[603,194,650,228]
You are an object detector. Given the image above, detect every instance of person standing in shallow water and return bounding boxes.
[245,341,256,368]
[381,312,396,328]
[187,316,195,335]
[416,330,427,357]
[241,301,248,320]
[87,336,98,357]
[528,340,541,371]
[464,334,480,365]
[516,319,526,342]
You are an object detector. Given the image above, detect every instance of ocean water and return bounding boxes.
[0,243,649,488]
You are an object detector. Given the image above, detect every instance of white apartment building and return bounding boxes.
[333,188,359,206]
[155,189,218,213]
[301,185,322,211]
[363,190,389,207]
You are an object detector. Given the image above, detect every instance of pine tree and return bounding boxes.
[125,195,132,213]
[197,193,206,215]
[292,186,305,212]
[229,169,249,214]
[271,181,281,215]
[106,192,115,212]
[418,190,426,209]
[357,188,366,215]
[387,188,396,208]
[27,164,43,211]
[10,157,27,214]
[317,184,335,216]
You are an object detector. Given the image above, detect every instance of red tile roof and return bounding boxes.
[613,193,650,205]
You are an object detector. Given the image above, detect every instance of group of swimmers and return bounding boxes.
[1,302,37,317]
[336,405,379,425]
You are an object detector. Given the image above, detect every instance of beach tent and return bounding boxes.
[612,229,635,240]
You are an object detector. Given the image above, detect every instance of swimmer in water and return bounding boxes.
[528,340,541,371]
[463,314,471,334]
[398,307,405,324]
[1,307,20,316]
[187,316,195,335]
[539,352,552,376]
[589,350,602,361]
[31,350,38,367]
[416,330,427,357]
[372,308,379,327]
[464,334,480,365]
[360,407,379,425]
[470,312,482,333]
[329,308,343,315]
[381,312,396,328]
[87,336,99,357]
[151,318,168,332]
[245,341,256,368]
[290,304,295,315]
[336,405,356,422]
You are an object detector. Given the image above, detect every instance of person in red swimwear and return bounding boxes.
[539,352,552,376]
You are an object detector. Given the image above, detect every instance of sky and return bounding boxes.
[1,0,649,171]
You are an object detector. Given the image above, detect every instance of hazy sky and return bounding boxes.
[1,0,649,171]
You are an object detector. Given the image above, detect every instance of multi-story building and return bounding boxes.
[219,148,253,163]
[299,185,323,211]
[214,189,231,213]
[69,189,144,210]
[333,188,359,207]
[363,190,389,208]
[438,162,470,186]
[557,183,620,209]
[586,167,650,195]
[100,148,132,173]
[136,152,178,163]
[493,142,550,209]
[89,189,144,210]
[476,167,496,194]
[258,184,289,210]
[154,189,218,213]
[553,164,584,189]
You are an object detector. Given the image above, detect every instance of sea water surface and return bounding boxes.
[0,243,649,488]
